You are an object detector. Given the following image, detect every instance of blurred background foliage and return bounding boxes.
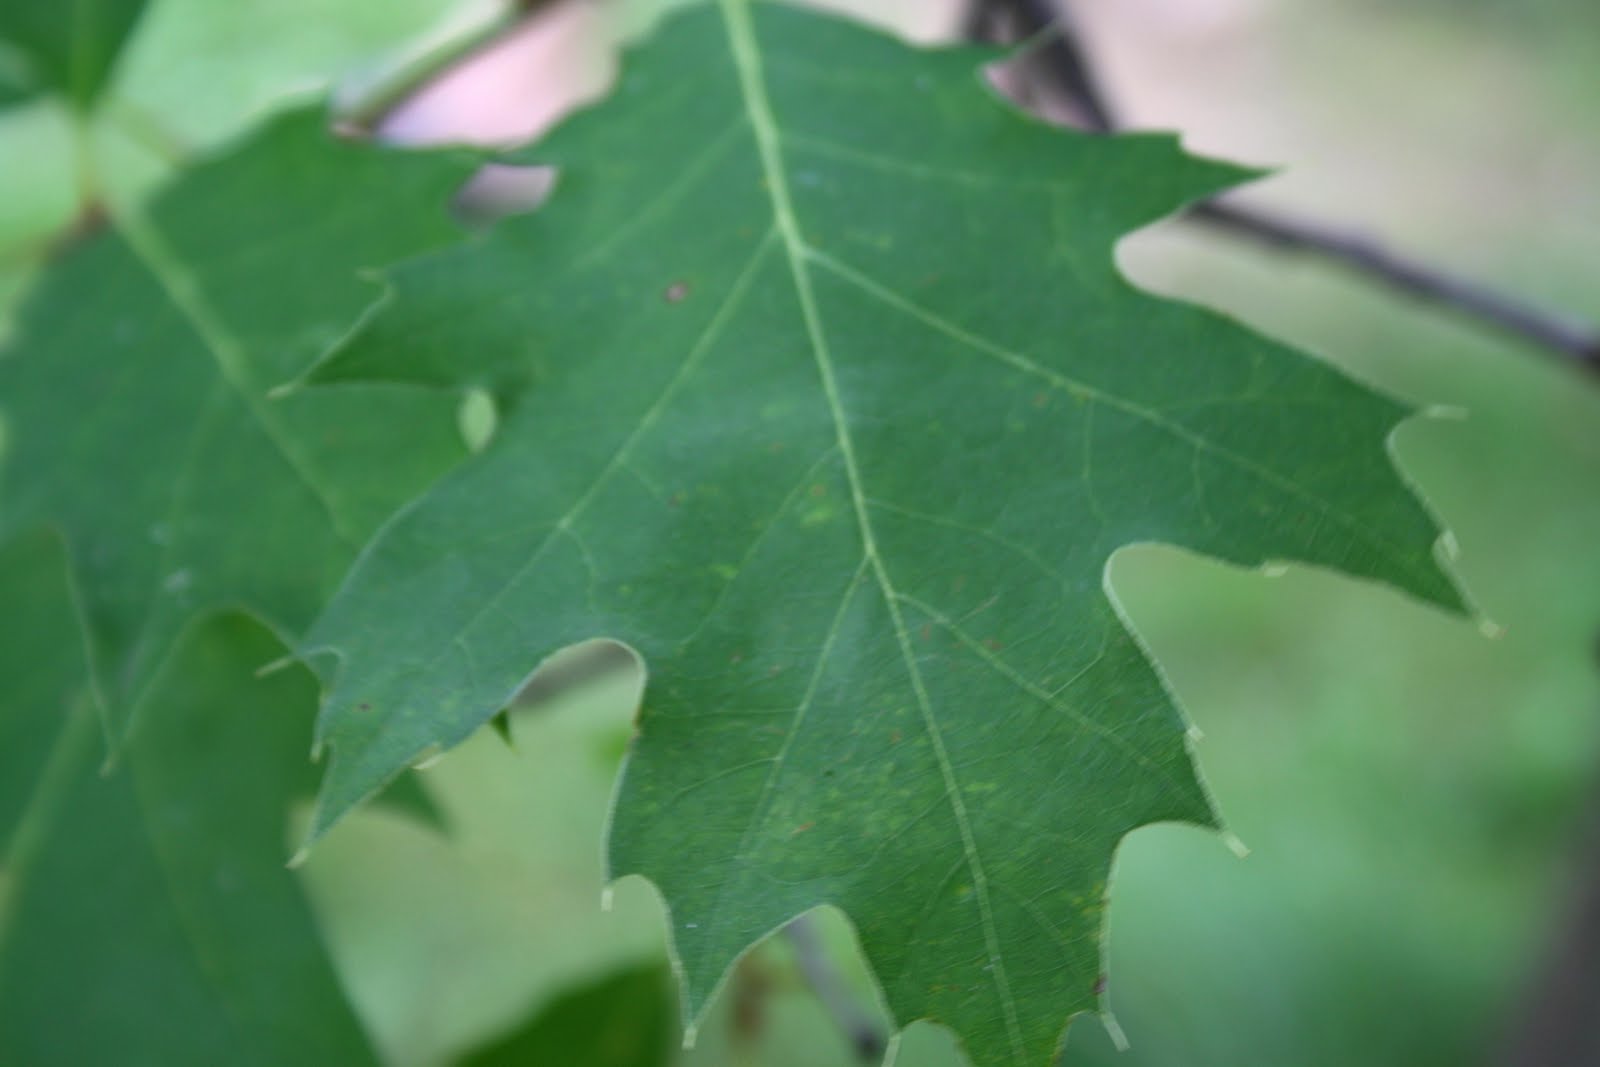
[1,0,1596,1064]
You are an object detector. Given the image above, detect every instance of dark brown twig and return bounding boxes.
[1190,200,1600,367]
[970,0,1600,377]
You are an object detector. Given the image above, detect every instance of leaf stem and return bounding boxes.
[69,108,101,219]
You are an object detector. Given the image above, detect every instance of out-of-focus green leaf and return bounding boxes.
[0,106,475,741]
[115,0,462,149]
[0,608,378,1066]
[0,42,36,110]
[300,4,1461,1064]
[0,0,149,110]
[462,964,677,1067]
[294,670,668,1066]
[0,532,88,850]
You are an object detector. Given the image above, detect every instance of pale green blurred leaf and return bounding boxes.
[115,0,464,148]
[297,671,667,1067]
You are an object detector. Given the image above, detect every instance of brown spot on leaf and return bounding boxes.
[664,281,689,303]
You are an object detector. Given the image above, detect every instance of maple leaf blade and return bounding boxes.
[301,4,1464,1064]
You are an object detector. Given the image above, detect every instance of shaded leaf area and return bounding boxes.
[0,534,377,1065]
[0,0,149,110]
[0,531,91,851]
[462,963,677,1067]
[0,106,477,742]
[0,41,36,110]
[304,3,1460,1064]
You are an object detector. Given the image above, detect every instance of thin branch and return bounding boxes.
[967,0,1115,133]
[784,912,887,1062]
[337,6,527,135]
[970,0,1600,377]
[1189,200,1600,366]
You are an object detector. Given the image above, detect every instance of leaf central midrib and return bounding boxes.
[716,1,1025,1057]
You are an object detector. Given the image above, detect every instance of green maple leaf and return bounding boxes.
[302,3,1461,1063]
[0,0,148,110]
[0,533,378,1065]
[0,107,475,741]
